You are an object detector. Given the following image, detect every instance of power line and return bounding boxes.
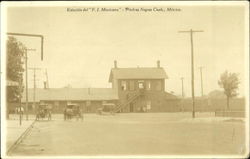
[178,29,204,118]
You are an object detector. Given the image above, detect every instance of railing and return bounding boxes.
[114,90,142,113]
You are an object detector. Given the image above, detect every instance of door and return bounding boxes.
[129,103,134,112]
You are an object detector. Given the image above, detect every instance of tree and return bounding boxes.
[7,36,26,103]
[218,71,240,110]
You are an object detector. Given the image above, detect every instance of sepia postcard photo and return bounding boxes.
[1,1,249,159]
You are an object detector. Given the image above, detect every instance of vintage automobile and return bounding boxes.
[64,103,83,121]
[97,103,115,115]
[36,104,52,121]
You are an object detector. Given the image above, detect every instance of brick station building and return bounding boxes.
[109,60,180,113]
[20,61,180,113]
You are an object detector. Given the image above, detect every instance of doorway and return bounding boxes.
[129,103,134,112]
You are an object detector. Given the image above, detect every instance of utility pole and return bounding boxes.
[45,69,49,89]
[29,67,42,115]
[180,77,184,112]
[24,49,36,121]
[180,77,184,98]
[178,29,204,118]
[199,66,204,97]
[25,49,28,121]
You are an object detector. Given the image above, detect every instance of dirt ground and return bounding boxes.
[9,112,247,157]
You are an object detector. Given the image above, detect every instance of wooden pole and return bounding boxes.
[178,29,203,118]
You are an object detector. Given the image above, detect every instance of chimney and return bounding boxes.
[114,60,117,68]
[157,60,160,68]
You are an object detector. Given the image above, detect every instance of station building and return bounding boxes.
[20,61,180,113]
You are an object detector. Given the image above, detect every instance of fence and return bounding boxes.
[181,98,245,112]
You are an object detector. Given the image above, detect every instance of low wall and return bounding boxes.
[215,111,245,117]
[181,98,245,112]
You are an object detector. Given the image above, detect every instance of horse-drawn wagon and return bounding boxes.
[36,104,52,121]
[64,103,83,121]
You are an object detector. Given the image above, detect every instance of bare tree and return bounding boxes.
[218,71,240,110]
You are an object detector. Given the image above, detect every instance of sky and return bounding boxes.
[5,3,248,97]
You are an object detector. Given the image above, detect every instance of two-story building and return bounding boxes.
[109,60,180,113]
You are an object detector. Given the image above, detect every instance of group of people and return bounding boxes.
[15,106,24,119]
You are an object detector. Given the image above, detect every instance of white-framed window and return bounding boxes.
[138,80,144,89]
[121,81,127,91]
[146,81,151,90]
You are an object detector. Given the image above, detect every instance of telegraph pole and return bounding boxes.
[45,69,49,89]
[199,66,204,97]
[180,77,184,98]
[180,77,184,112]
[25,49,28,121]
[29,67,42,115]
[24,49,36,121]
[178,29,204,118]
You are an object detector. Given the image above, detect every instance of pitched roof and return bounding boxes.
[21,88,118,102]
[109,67,168,82]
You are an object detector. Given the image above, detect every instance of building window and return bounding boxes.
[129,80,135,91]
[146,81,151,90]
[121,81,127,91]
[155,80,162,91]
[138,80,144,89]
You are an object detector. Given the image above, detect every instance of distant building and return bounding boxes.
[21,88,118,113]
